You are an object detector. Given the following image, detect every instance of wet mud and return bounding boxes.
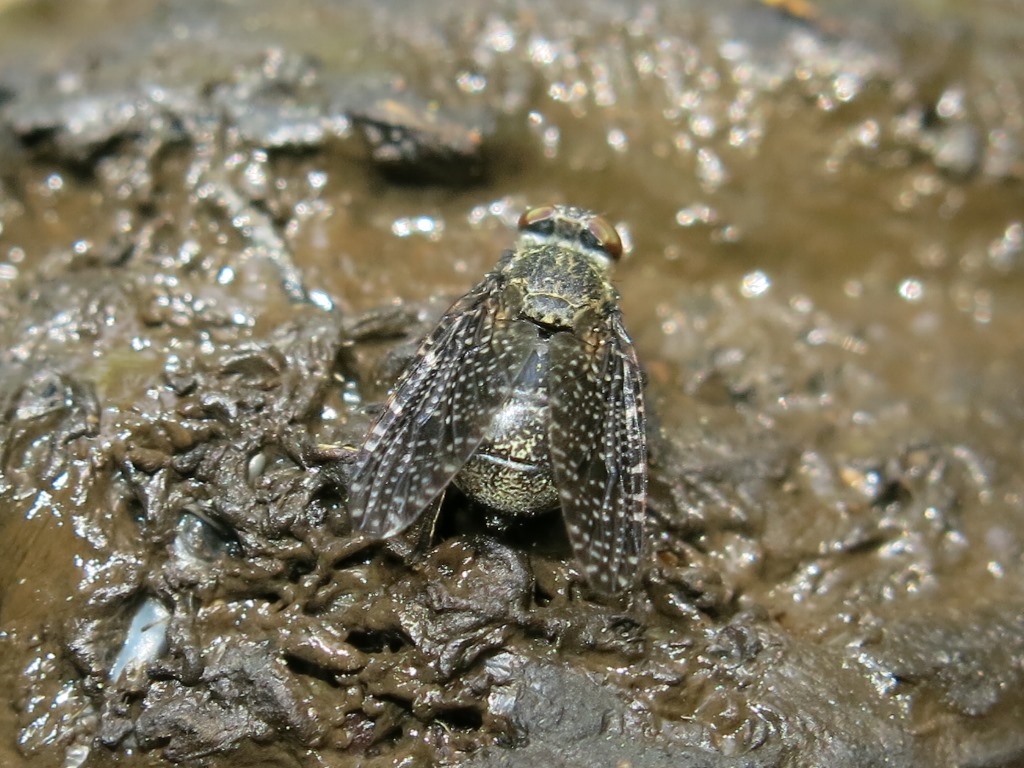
[2,0,1024,766]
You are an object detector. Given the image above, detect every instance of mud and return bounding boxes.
[2,0,1024,766]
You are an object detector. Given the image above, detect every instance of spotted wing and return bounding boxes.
[548,314,647,593]
[349,272,535,538]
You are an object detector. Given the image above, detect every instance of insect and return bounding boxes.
[348,205,647,593]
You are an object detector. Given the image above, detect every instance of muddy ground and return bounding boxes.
[1,0,1024,766]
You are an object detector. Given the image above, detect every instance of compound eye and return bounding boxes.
[518,205,559,235]
[586,216,623,260]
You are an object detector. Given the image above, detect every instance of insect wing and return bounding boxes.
[548,315,647,593]
[349,274,535,538]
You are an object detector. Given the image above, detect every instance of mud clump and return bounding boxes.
[3,1,1024,767]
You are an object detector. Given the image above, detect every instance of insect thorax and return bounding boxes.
[502,244,616,331]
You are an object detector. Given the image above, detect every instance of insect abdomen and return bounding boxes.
[453,343,559,514]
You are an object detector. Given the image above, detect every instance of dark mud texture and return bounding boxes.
[2,0,1024,766]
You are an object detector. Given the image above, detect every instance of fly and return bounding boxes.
[348,205,647,593]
